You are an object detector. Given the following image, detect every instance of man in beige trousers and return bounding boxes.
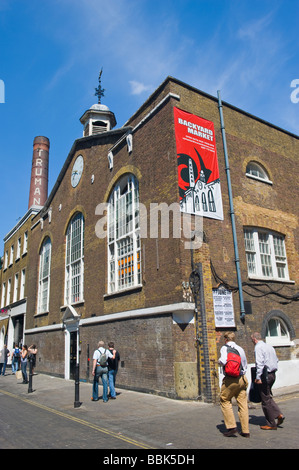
[218,332,250,437]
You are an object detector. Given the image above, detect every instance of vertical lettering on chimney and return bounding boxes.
[28,136,50,209]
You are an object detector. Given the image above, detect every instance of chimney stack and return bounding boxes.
[28,136,49,209]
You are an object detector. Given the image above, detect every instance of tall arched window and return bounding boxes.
[37,237,51,313]
[108,174,141,293]
[65,212,85,304]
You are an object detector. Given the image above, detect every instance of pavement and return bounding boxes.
[0,371,299,450]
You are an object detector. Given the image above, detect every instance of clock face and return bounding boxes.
[71,155,84,187]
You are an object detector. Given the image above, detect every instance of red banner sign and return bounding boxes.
[174,107,223,220]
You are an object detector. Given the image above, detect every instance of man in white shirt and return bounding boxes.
[92,341,116,402]
[218,332,249,437]
[251,332,285,430]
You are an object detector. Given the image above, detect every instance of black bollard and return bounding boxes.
[74,363,81,408]
[28,357,33,393]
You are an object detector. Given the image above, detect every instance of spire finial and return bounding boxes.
[95,68,105,104]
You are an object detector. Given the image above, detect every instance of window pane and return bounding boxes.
[273,235,286,279]
[246,252,256,274]
[267,319,279,336]
[244,230,256,274]
[258,233,273,277]
[280,322,288,337]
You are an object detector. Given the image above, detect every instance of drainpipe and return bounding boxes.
[190,249,213,403]
[217,91,245,323]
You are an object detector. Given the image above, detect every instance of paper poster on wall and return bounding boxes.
[174,107,223,220]
[213,288,235,327]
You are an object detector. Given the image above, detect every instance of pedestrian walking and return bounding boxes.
[0,345,10,375]
[92,341,116,403]
[0,347,4,375]
[251,332,285,430]
[108,341,120,399]
[218,331,250,437]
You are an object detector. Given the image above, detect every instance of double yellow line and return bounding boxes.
[0,389,154,449]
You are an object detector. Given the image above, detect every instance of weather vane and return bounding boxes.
[95,68,105,104]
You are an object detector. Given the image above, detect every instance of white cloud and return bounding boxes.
[129,81,153,96]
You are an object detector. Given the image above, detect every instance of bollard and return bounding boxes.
[74,363,81,408]
[28,357,33,393]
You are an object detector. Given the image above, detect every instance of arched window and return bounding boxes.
[262,310,295,347]
[37,237,51,313]
[246,161,271,183]
[107,174,141,293]
[65,213,84,304]
[266,317,292,346]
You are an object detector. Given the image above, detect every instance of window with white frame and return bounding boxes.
[9,245,14,266]
[23,231,28,254]
[6,279,11,306]
[13,273,19,303]
[1,283,6,308]
[20,269,26,299]
[4,251,8,270]
[265,317,292,346]
[108,174,141,293]
[65,213,84,304]
[37,237,51,313]
[244,228,289,280]
[246,161,271,183]
[16,238,21,260]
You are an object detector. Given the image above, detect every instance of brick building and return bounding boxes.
[1,76,298,402]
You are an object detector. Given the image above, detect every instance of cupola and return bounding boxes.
[80,69,116,137]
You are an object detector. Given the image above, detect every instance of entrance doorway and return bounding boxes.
[62,306,80,380]
[13,315,24,346]
[70,331,77,381]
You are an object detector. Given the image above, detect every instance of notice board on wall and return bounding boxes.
[213,288,235,327]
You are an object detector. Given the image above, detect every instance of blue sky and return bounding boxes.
[0,0,298,252]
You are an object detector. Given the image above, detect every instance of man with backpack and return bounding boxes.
[218,331,250,437]
[91,341,116,402]
[11,344,21,374]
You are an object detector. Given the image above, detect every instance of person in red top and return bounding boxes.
[218,331,249,438]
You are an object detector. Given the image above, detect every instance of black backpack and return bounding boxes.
[13,347,20,359]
